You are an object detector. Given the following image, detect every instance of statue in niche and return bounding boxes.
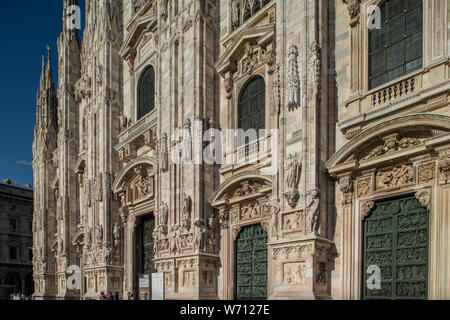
[284,153,302,208]
[181,193,192,232]
[96,225,103,244]
[113,223,120,247]
[231,0,241,29]
[158,201,169,235]
[307,190,320,236]
[194,219,207,251]
[85,227,92,248]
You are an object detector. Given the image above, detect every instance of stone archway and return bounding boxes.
[112,157,157,297]
[326,113,450,299]
[210,172,275,300]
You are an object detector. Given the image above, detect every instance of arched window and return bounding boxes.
[238,76,266,145]
[369,0,423,89]
[137,65,155,120]
[9,247,17,260]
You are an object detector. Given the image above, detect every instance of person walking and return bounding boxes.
[108,292,114,300]
[99,291,107,300]
[127,292,131,300]
[114,292,119,300]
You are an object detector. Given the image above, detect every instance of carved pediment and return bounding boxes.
[216,24,275,75]
[120,11,157,65]
[326,114,450,176]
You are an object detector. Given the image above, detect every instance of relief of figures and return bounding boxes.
[376,165,414,190]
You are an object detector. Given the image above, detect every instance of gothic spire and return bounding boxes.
[45,45,53,90]
[39,55,46,90]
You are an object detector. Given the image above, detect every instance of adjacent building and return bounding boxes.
[32,0,450,300]
[0,180,34,299]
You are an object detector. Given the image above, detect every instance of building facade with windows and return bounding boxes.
[0,181,34,299]
[32,0,450,300]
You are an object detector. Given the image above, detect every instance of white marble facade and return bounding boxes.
[32,0,450,300]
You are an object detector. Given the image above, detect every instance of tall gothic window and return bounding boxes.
[137,65,155,120]
[233,0,272,30]
[238,76,265,145]
[369,0,423,89]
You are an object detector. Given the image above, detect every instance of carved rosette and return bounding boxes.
[361,201,375,220]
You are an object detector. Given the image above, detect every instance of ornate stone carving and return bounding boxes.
[96,64,103,87]
[282,211,305,232]
[134,166,153,199]
[272,244,312,260]
[265,50,275,74]
[316,262,327,284]
[96,173,103,202]
[284,153,302,208]
[218,209,229,229]
[231,181,267,199]
[158,201,169,236]
[376,165,414,190]
[356,178,371,198]
[240,43,265,76]
[363,136,422,160]
[361,201,375,220]
[306,191,320,236]
[113,223,120,247]
[415,190,431,209]
[271,64,280,115]
[240,202,261,221]
[262,201,280,238]
[283,262,306,285]
[181,193,192,232]
[339,176,353,205]
[418,162,436,184]
[438,151,450,181]
[342,0,361,27]
[286,45,301,111]
[224,76,233,100]
[194,219,207,251]
[309,41,321,87]
[231,0,240,30]
[85,227,92,248]
[159,133,169,172]
[169,225,182,255]
[96,225,103,244]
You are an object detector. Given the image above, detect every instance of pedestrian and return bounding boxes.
[109,292,114,300]
[130,293,134,300]
[114,292,119,300]
[100,291,107,300]
[127,292,131,300]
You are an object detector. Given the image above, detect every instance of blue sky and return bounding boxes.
[0,1,84,186]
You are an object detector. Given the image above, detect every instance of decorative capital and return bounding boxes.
[342,0,361,27]
[339,176,353,206]
[415,190,431,209]
[361,201,375,220]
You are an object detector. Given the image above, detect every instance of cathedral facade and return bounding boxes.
[32,0,450,300]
